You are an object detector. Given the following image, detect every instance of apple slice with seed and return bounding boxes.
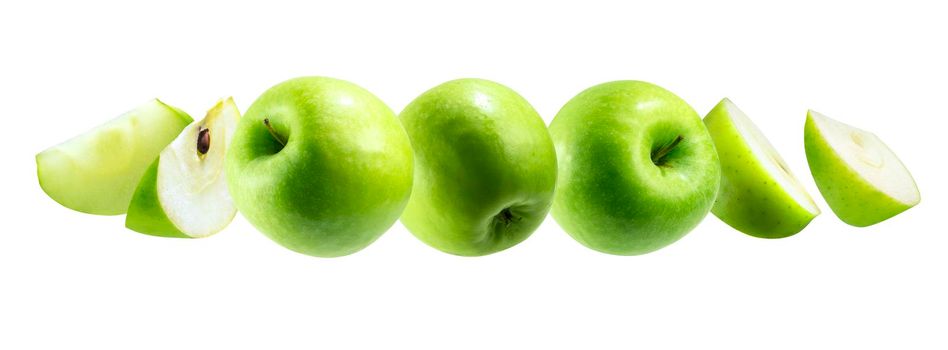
[704,98,820,238]
[125,98,240,238]
[804,110,919,227]
[36,99,193,215]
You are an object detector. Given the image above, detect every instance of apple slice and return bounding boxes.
[704,99,820,238]
[804,110,919,227]
[36,99,193,215]
[125,98,240,238]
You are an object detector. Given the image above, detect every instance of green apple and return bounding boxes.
[398,78,556,256]
[703,98,820,238]
[36,99,193,215]
[549,81,720,255]
[226,77,413,257]
[126,98,241,238]
[804,110,919,226]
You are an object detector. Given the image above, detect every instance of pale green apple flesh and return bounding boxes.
[550,81,721,255]
[126,98,241,238]
[399,78,557,256]
[704,99,820,238]
[36,99,193,215]
[804,110,919,226]
[226,77,414,257]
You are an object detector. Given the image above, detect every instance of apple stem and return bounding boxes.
[651,135,683,166]
[264,118,287,147]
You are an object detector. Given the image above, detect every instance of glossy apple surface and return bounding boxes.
[398,78,556,256]
[226,77,413,257]
[549,81,720,255]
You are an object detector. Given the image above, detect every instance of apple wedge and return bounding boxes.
[36,99,193,215]
[704,99,820,238]
[125,98,240,238]
[804,110,919,227]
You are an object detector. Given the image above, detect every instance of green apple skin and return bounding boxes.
[398,78,557,256]
[549,81,720,256]
[804,111,919,227]
[126,160,186,237]
[703,99,819,238]
[36,99,193,215]
[226,77,413,257]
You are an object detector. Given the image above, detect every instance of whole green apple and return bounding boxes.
[36,99,193,215]
[126,98,241,238]
[804,110,919,226]
[399,78,556,256]
[703,98,820,238]
[549,81,720,255]
[226,77,413,257]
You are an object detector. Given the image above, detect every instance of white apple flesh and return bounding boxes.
[125,98,240,238]
[804,110,920,226]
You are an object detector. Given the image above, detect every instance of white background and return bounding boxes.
[2,0,945,349]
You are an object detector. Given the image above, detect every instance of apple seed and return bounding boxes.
[197,128,210,155]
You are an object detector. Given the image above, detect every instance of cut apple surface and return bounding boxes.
[704,99,819,238]
[36,99,193,215]
[126,98,241,238]
[804,110,919,227]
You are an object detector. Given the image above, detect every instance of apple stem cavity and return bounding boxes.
[197,128,211,156]
[264,118,287,147]
[651,135,683,166]
[496,208,519,227]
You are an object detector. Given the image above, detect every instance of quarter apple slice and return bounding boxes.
[125,98,240,238]
[36,99,193,215]
[804,110,919,227]
[704,99,820,238]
